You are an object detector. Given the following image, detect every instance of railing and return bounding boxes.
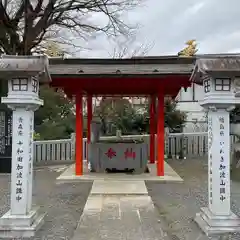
[33,139,72,165]
[33,132,239,165]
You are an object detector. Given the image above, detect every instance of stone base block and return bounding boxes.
[195,207,240,236]
[0,206,45,238]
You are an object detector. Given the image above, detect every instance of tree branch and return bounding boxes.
[0,0,143,55]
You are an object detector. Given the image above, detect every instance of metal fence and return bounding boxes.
[33,132,239,165]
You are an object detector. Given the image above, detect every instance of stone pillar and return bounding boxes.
[0,55,49,238]
[191,57,240,237]
[0,102,44,239]
[195,105,240,235]
[208,107,231,215]
[71,132,76,160]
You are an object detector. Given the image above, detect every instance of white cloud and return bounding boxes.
[186,2,206,15]
[72,0,240,57]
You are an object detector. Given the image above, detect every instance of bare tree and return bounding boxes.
[0,0,142,55]
[109,36,154,58]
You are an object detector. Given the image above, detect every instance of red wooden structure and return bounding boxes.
[49,56,194,176]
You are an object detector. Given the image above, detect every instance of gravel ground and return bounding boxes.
[146,159,240,240]
[0,166,92,240]
[2,160,240,240]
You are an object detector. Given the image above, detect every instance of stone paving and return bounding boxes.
[71,180,170,240]
[56,161,183,183]
[90,180,148,195]
[72,195,170,240]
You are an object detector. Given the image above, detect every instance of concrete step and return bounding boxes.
[90,180,148,195]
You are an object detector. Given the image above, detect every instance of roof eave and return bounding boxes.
[49,55,196,66]
[50,72,192,78]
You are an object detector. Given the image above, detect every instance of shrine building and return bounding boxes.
[48,56,194,176]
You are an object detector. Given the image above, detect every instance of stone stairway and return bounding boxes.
[71,180,170,240]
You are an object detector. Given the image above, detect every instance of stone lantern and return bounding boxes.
[0,55,50,238]
[191,55,240,236]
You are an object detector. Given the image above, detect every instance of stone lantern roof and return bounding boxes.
[0,55,51,82]
[190,54,240,84]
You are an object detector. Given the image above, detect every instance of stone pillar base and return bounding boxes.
[0,206,45,238]
[195,207,240,236]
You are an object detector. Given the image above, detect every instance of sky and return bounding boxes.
[73,0,240,58]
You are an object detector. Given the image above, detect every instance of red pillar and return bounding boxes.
[75,93,83,176]
[157,93,164,176]
[87,95,93,144]
[149,95,156,164]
